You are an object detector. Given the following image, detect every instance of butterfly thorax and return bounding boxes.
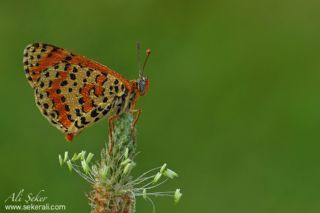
[112,81,139,116]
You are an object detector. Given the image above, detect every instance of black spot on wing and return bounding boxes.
[90,109,98,118]
[114,86,119,93]
[80,117,90,125]
[75,109,81,116]
[64,63,70,71]
[67,114,74,122]
[65,56,72,61]
[60,80,68,86]
[75,120,84,129]
[78,97,84,104]
[70,73,76,80]
[102,105,112,116]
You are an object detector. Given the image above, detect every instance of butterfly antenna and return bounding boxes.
[142,48,151,75]
[136,42,142,75]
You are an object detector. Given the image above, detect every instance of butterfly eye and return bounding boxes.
[138,79,146,92]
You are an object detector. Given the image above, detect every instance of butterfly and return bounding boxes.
[23,43,150,147]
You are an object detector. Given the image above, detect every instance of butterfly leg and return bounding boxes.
[130,108,141,144]
[108,114,120,152]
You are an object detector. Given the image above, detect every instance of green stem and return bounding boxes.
[89,113,136,213]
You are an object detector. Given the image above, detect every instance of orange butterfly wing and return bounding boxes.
[23,43,133,139]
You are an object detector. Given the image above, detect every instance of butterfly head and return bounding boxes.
[136,46,151,96]
[137,75,149,96]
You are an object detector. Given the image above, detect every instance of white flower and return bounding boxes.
[124,148,129,159]
[120,159,131,166]
[153,172,162,183]
[58,155,63,166]
[99,164,108,178]
[67,160,73,172]
[160,163,167,173]
[164,169,178,179]
[143,189,147,200]
[86,153,94,164]
[81,160,89,174]
[78,151,86,160]
[64,151,68,162]
[71,153,78,161]
[174,189,182,204]
[123,163,132,175]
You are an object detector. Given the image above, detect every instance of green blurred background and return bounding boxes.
[1,0,320,212]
